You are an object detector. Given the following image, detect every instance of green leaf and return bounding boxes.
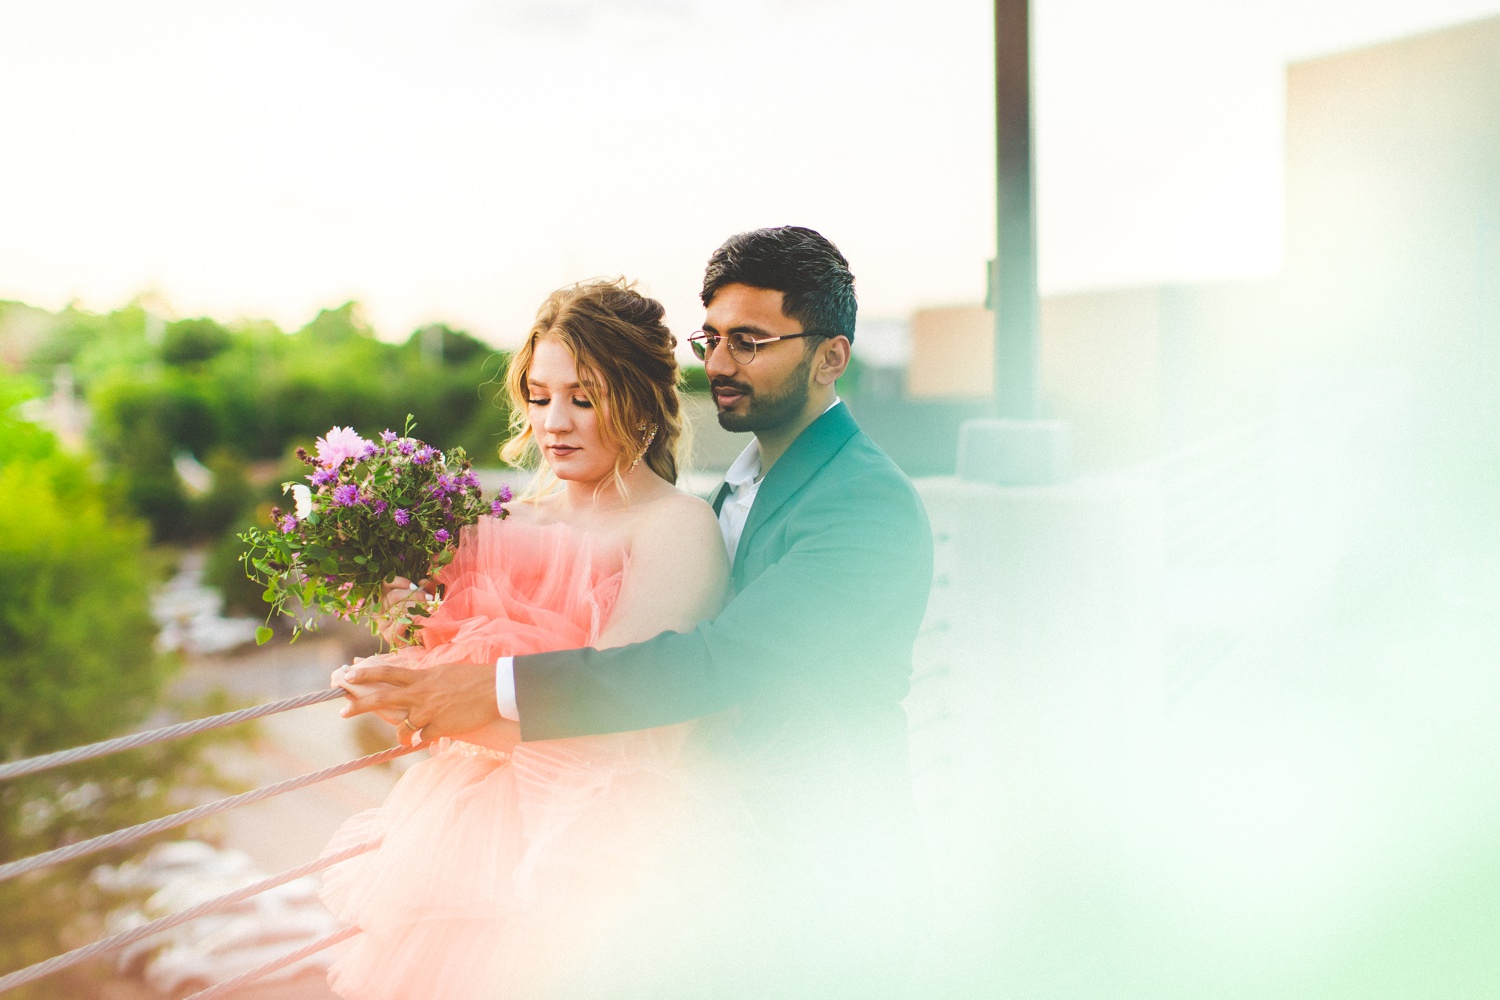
[255,626,274,646]
[353,554,368,565]
[319,558,338,575]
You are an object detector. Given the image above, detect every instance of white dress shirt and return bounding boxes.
[496,399,841,722]
[716,436,764,571]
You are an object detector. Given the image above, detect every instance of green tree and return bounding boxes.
[20,297,516,542]
[0,379,242,995]
[160,317,232,368]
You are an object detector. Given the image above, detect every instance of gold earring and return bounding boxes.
[629,422,658,473]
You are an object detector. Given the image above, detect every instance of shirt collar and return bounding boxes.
[722,396,842,490]
[723,438,762,489]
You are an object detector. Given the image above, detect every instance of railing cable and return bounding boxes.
[0,687,348,782]
[185,926,361,1000]
[0,839,378,993]
[0,743,415,884]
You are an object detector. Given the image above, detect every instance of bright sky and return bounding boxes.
[3,0,1499,345]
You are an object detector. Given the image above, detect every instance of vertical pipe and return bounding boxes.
[994,0,1040,419]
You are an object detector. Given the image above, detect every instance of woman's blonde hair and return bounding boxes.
[500,278,686,495]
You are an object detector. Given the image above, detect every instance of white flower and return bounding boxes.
[284,483,314,519]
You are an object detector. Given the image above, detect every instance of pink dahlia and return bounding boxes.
[315,426,372,468]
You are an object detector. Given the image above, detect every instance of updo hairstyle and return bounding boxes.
[500,278,686,491]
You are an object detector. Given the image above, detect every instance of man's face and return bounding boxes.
[703,283,818,434]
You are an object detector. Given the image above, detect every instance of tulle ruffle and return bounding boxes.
[320,517,753,1000]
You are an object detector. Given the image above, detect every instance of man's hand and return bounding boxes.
[338,657,504,748]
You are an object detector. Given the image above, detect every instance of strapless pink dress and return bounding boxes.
[319,517,746,1000]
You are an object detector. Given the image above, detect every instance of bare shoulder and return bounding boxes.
[642,491,717,530]
[502,495,551,525]
[632,489,720,542]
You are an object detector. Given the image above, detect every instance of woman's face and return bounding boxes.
[525,336,618,483]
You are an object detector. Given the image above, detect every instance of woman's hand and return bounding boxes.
[332,656,408,728]
[376,577,435,647]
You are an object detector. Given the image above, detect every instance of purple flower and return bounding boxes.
[434,528,450,544]
[490,499,507,518]
[315,426,373,468]
[333,484,361,506]
[398,439,415,456]
[360,441,378,460]
[392,508,410,526]
[380,429,397,444]
[310,467,338,487]
[278,514,298,533]
[428,474,461,497]
[412,446,434,465]
[498,484,513,504]
[373,499,388,515]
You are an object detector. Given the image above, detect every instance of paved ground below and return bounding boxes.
[88,631,400,1000]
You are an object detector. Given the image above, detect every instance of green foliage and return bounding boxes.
[27,302,155,390]
[29,299,515,542]
[680,363,711,395]
[204,516,268,618]
[187,448,257,539]
[160,317,231,367]
[0,381,250,992]
[298,301,373,344]
[0,461,161,754]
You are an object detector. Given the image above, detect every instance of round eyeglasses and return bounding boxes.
[687,330,825,365]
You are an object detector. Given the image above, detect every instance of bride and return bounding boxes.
[321,278,739,1000]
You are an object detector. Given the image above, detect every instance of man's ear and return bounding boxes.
[813,336,851,386]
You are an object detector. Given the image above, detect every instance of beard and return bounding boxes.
[712,350,816,433]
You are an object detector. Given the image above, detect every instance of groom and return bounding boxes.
[345,226,933,992]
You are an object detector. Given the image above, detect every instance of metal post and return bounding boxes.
[993,0,1039,420]
[958,0,1068,486]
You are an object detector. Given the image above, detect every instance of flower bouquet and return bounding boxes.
[239,417,510,645]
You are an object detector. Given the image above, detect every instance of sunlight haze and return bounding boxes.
[3,0,1499,341]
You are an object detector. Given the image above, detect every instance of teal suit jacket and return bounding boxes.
[513,402,933,766]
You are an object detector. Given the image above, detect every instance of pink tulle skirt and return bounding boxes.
[320,517,749,999]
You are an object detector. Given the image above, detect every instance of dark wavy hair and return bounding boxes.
[700,226,857,342]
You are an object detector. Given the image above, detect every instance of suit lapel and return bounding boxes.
[732,402,859,575]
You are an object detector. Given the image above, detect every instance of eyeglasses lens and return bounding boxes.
[690,333,758,364]
[728,335,756,363]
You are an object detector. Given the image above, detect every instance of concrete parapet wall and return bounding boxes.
[906,474,1164,991]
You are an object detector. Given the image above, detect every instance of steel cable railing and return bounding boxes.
[0,839,379,993]
[187,926,362,1000]
[0,743,415,884]
[186,923,361,1000]
[0,686,411,996]
[0,687,348,782]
